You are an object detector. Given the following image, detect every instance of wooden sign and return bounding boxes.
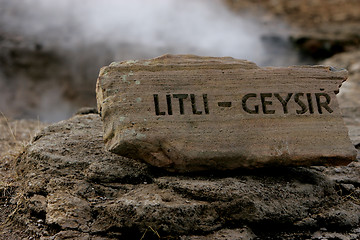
[96,54,356,172]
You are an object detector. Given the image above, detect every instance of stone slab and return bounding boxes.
[96,54,356,172]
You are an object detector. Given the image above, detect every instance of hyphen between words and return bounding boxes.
[153,92,333,115]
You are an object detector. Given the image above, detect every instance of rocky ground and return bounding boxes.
[0,110,359,239]
[226,0,360,27]
[0,116,47,239]
[226,0,360,59]
[1,0,360,239]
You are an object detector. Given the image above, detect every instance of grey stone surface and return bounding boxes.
[180,228,256,240]
[8,113,360,239]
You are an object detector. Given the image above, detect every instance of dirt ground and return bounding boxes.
[0,116,47,239]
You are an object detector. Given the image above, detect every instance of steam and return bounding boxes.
[0,0,306,121]
[1,0,276,63]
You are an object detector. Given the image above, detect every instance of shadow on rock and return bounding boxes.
[6,113,360,239]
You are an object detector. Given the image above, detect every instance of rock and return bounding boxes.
[180,227,256,240]
[321,50,360,153]
[13,114,154,238]
[290,28,360,59]
[322,50,360,110]
[7,113,360,239]
[317,202,360,230]
[226,0,360,28]
[40,230,91,240]
[96,54,356,172]
[46,191,91,232]
[226,0,360,59]
[320,162,360,186]
[28,194,47,218]
[311,231,360,240]
[0,116,48,239]
[75,107,98,115]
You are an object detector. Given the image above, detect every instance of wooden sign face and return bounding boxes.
[96,54,356,172]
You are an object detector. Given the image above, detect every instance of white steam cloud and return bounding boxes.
[1,0,284,64]
[0,0,305,121]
